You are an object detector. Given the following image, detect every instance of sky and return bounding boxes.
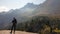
[0,0,46,12]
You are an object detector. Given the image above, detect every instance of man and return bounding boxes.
[10,17,17,34]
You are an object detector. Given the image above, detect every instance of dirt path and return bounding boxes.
[0,30,38,34]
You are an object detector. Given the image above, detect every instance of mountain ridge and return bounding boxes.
[0,0,60,29]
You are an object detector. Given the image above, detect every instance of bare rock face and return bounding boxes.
[45,0,60,15]
[33,0,60,16]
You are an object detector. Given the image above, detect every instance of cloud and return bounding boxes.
[0,6,9,12]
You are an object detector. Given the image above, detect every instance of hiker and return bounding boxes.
[10,17,17,34]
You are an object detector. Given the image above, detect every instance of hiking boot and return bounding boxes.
[10,32,12,34]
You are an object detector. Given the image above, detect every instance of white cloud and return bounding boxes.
[0,6,9,12]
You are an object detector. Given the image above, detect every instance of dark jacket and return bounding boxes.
[12,18,17,25]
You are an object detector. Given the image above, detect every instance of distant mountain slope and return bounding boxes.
[0,3,38,29]
[0,0,60,29]
[32,0,60,16]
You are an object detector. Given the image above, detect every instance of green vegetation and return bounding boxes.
[10,16,60,34]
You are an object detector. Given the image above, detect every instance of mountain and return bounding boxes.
[19,3,38,16]
[0,3,38,29]
[32,0,60,16]
[0,0,60,29]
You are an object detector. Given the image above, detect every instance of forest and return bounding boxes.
[15,16,60,34]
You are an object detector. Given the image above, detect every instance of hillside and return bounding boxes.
[32,0,60,16]
[0,3,38,29]
[0,0,60,29]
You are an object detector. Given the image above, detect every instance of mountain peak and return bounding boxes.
[22,3,38,9]
[27,3,34,5]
